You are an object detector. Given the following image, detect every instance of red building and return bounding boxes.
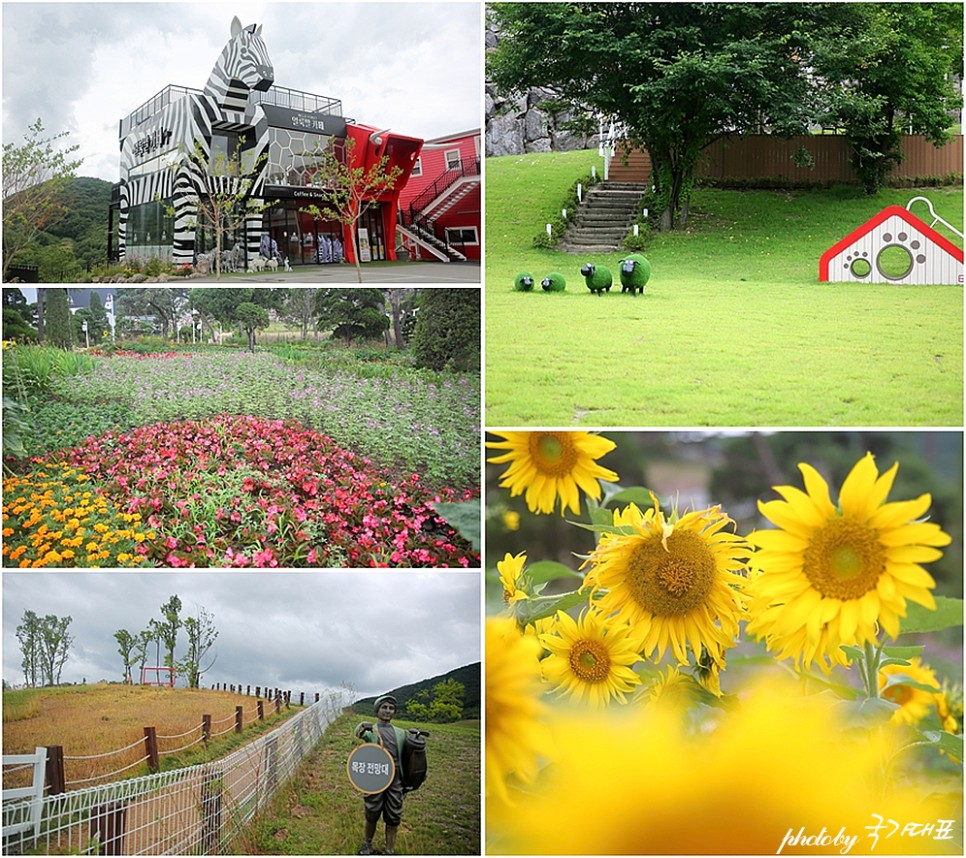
[396,130,481,262]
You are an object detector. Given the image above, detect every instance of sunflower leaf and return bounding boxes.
[844,696,900,728]
[880,674,941,694]
[514,589,588,624]
[922,730,964,760]
[898,596,964,634]
[840,644,866,663]
[881,645,926,659]
[525,560,582,585]
[604,487,654,508]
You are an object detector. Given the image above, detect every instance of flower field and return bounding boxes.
[3,347,480,568]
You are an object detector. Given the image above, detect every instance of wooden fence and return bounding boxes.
[608,134,964,186]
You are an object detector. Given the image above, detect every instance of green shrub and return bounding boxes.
[411,290,481,372]
[532,171,600,248]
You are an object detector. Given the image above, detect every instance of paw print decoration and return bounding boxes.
[820,200,963,285]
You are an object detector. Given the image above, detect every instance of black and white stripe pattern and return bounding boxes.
[117,16,274,264]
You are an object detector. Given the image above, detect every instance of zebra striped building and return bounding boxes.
[108,16,422,268]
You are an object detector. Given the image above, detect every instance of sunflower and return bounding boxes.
[639,664,702,709]
[879,657,942,725]
[485,617,554,803]
[539,608,643,707]
[497,551,529,605]
[581,499,748,668]
[486,431,618,516]
[746,453,951,671]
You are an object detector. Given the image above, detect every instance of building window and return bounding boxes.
[411,157,422,177]
[445,226,478,246]
[444,149,462,170]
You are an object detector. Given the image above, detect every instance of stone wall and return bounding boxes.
[485,22,599,157]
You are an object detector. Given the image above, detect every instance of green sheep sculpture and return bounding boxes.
[618,254,651,295]
[541,272,566,292]
[514,272,535,292]
[580,262,612,296]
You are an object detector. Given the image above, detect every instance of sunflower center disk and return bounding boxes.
[529,433,579,477]
[802,517,885,600]
[625,531,717,616]
[569,639,611,683]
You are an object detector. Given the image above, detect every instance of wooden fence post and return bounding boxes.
[315,692,320,703]
[235,706,243,734]
[45,745,65,796]
[274,695,281,715]
[246,685,251,696]
[202,715,212,745]
[91,801,127,855]
[257,700,265,721]
[143,727,159,773]
[255,686,261,699]
[299,692,304,707]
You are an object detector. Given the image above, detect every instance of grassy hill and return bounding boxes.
[485,149,963,426]
[4,176,112,280]
[2,683,303,787]
[353,662,480,719]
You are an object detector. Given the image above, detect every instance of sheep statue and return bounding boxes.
[541,272,567,292]
[514,272,536,292]
[580,263,612,296]
[618,253,651,295]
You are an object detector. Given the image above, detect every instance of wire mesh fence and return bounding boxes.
[2,692,347,855]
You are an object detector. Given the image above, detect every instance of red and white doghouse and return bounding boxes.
[819,197,964,285]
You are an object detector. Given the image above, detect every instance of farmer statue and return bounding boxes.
[353,694,413,856]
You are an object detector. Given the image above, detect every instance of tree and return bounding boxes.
[36,614,73,686]
[114,629,137,684]
[135,628,154,680]
[115,288,188,339]
[15,610,41,687]
[160,595,182,671]
[44,288,73,349]
[234,301,270,352]
[180,607,218,689]
[406,679,465,722]
[282,287,320,341]
[2,119,83,278]
[810,3,963,194]
[489,3,816,229]
[301,137,403,282]
[410,289,480,372]
[382,289,417,348]
[314,288,389,345]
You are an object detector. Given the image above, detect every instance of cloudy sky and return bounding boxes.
[2,1,482,182]
[3,570,481,700]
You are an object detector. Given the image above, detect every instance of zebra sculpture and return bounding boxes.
[117,16,274,265]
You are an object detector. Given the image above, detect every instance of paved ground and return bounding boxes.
[190,260,480,284]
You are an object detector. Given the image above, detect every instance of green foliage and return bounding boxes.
[406,678,466,722]
[234,302,270,352]
[313,288,389,344]
[3,308,37,343]
[42,290,73,349]
[410,289,481,372]
[429,499,481,552]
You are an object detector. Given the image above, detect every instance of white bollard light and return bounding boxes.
[562,208,567,219]
[546,223,552,237]
[577,183,583,203]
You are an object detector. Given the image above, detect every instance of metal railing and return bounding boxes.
[2,693,347,856]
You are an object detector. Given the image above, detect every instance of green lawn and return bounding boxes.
[484,150,963,426]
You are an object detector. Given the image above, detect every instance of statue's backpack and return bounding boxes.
[403,729,429,791]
